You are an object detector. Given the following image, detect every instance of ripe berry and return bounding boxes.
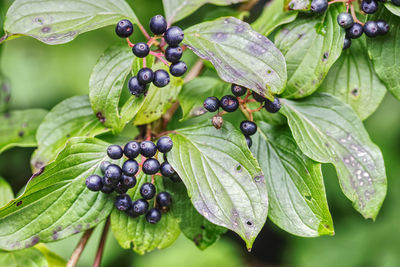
[245,136,252,148]
[170,173,181,182]
[103,176,115,187]
[265,97,281,113]
[393,0,400,6]
[137,68,154,85]
[132,42,150,58]
[364,21,379,37]
[101,183,114,194]
[146,208,162,224]
[107,145,123,159]
[157,136,173,153]
[104,164,122,185]
[115,182,129,194]
[361,0,378,14]
[343,37,351,50]
[149,15,167,35]
[240,120,257,136]
[122,159,139,176]
[165,46,183,63]
[170,61,187,77]
[115,194,131,211]
[203,97,220,112]
[164,26,184,45]
[115,19,133,38]
[128,76,146,96]
[160,161,175,177]
[337,12,354,29]
[220,95,239,112]
[86,175,103,191]
[376,20,390,35]
[346,23,363,39]
[122,174,137,188]
[140,141,157,157]
[156,192,172,208]
[231,84,246,97]
[131,199,149,216]
[252,91,266,102]
[153,69,170,87]
[140,183,156,199]
[124,141,140,159]
[100,161,111,174]
[142,158,161,175]
[310,0,328,13]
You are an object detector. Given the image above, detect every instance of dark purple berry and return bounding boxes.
[364,21,379,37]
[115,19,133,38]
[337,12,354,29]
[165,46,183,63]
[361,0,378,14]
[130,199,149,216]
[100,161,111,174]
[265,97,281,113]
[231,84,247,97]
[240,120,257,136]
[169,61,187,77]
[153,69,170,87]
[122,174,137,188]
[146,208,162,224]
[164,26,184,46]
[392,0,400,6]
[101,183,114,194]
[343,37,351,50]
[140,182,156,199]
[310,0,328,13]
[376,20,390,35]
[132,42,150,58]
[104,164,122,185]
[115,194,131,211]
[203,97,220,112]
[150,15,167,35]
[122,159,139,176]
[137,68,154,84]
[252,91,266,102]
[346,23,363,39]
[160,161,175,177]
[107,145,123,159]
[157,136,173,153]
[156,192,172,208]
[128,76,146,96]
[140,141,157,158]
[142,158,161,175]
[86,175,103,191]
[245,136,252,148]
[115,182,129,194]
[170,172,181,182]
[124,141,140,159]
[220,95,239,112]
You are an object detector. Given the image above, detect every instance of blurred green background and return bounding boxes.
[1,0,400,266]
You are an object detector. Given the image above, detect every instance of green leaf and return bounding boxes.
[178,77,229,121]
[0,177,13,207]
[133,63,183,125]
[34,244,67,267]
[184,16,287,101]
[367,7,400,100]
[31,95,108,171]
[284,0,311,11]
[163,0,246,23]
[3,0,137,45]
[0,247,48,267]
[0,75,11,113]
[280,93,387,219]
[110,174,180,255]
[0,109,47,153]
[275,5,345,98]
[166,181,227,250]
[251,122,333,237]
[167,122,268,249]
[319,38,386,120]
[385,2,400,16]
[0,137,114,250]
[252,0,298,36]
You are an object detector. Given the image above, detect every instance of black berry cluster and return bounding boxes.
[115,15,187,98]
[85,136,179,224]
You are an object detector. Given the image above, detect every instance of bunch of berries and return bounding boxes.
[115,15,187,97]
[85,136,180,224]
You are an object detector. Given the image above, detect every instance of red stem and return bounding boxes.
[92,218,110,267]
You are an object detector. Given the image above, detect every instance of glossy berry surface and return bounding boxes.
[165,46,183,63]
[107,145,123,159]
[337,12,354,29]
[361,0,378,14]
[128,76,146,96]
[124,141,140,159]
[140,141,157,157]
[170,61,187,77]
[164,26,184,45]
[160,161,175,177]
[140,183,156,199]
[220,95,239,112]
[122,159,139,176]
[156,192,172,207]
[122,174,137,188]
[393,0,400,6]
[252,91,266,102]
[86,175,103,191]
[364,21,379,37]
[115,182,129,194]
[203,97,220,112]
[137,68,154,84]
[153,69,170,87]
[115,19,133,38]
[100,161,111,174]
[146,208,162,224]
[115,194,131,211]
[131,199,149,216]
[157,136,173,153]
[346,23,363,39]
[376,20,390,35]
[149,15,167,35]
[265,97,281,113]
[245,136,252,148]
[101,184,114,194]
[310,0,328,13]
[240,120,257,136]
[231,84,246,97]
[170,173,181,183]
[343,37,351,50]
[104,164,122,184]
[132,42,150,58]
[142,158,161,175]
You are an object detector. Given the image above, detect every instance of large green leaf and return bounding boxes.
[111,174,180,255]
[31,95,108,171]
[385,2,400,16]
[167,122,268,249]
[34,244,66,267]
[280,93,387,219]
[0,137,114,250]
[275,5,345,98]
[367,7,400,100]
[251,122,333,237]
[252,0,298,36]
[0,247,48,267]
[184,17,287,101]
[163,0,246,23]
[2,0,137,45]
[0,177,13,207]
[319,38,386,120]
[0,75,11,113]
[0,109,47,153]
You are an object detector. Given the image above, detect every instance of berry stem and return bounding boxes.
[126,38,134,48]
[67,228,94,267]
[149,51,170,67]
[93,217,110,267]
[328,0,347,4]
[248,104,264,113]
[146,124,152,141]
[147,36,161,47]
[137,21,151,40]
[143,57,147,68]
[151,175,155,184]
[350,3,364,25]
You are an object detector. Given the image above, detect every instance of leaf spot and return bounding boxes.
[16,201,22,206]
[254,175,264,183]
[246,220,253,226]
[96,112,106,123]
[236,165,242,173]
[322,52,329,62]
[41,26,51,33]
[18,131,24,137]
[235,24,246,33]
[213,32,228,42]
[351,88,359,97]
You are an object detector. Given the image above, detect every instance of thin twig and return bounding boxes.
[350,3,364,25]
[137,21,151,40]
[149,51,170,67]
[93,218,110,267]
[126,38,134,48]
[67,229,94,267]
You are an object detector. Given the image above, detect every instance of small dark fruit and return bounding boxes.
[146,208,162,224]
[245,136,252,148]
[140,182,156,199]
[165,46,183,63]
[169,61,187,77]
[240,120,257,136]
[203,97,220,112]
[101,183,114,194]
[265,97,281,113]
[104,164,122,185]
[160,161,175,177]
[115,194,132,211]
[140,141,157,158]
[153,69,170,87]
[130,199,149,216]
[122,174,137,188]
[149,15,167,35]
[100,161,111,174]
[128,76,146,96]
[115,19,133,38]
[220,95,239,112]
[137,68,154,84]
[157,136,173,153]
[337,12,354,29]
[310,0,328,13]
[376,20,390,35]
[107,145,123,159]
[124,141,141,159]
[343,37,351,50]
[115,182,129,194]
[252,91,266,102]
[164,26,184,46]
[142,158,161,175]
[361,0,378,14]
[156,192,172,208]
[132,42,150,58]
[346,23,363,39]
[86,175,103,191]
[364,21,379,37]
[231,84,247,97]
[122,159,139,176]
